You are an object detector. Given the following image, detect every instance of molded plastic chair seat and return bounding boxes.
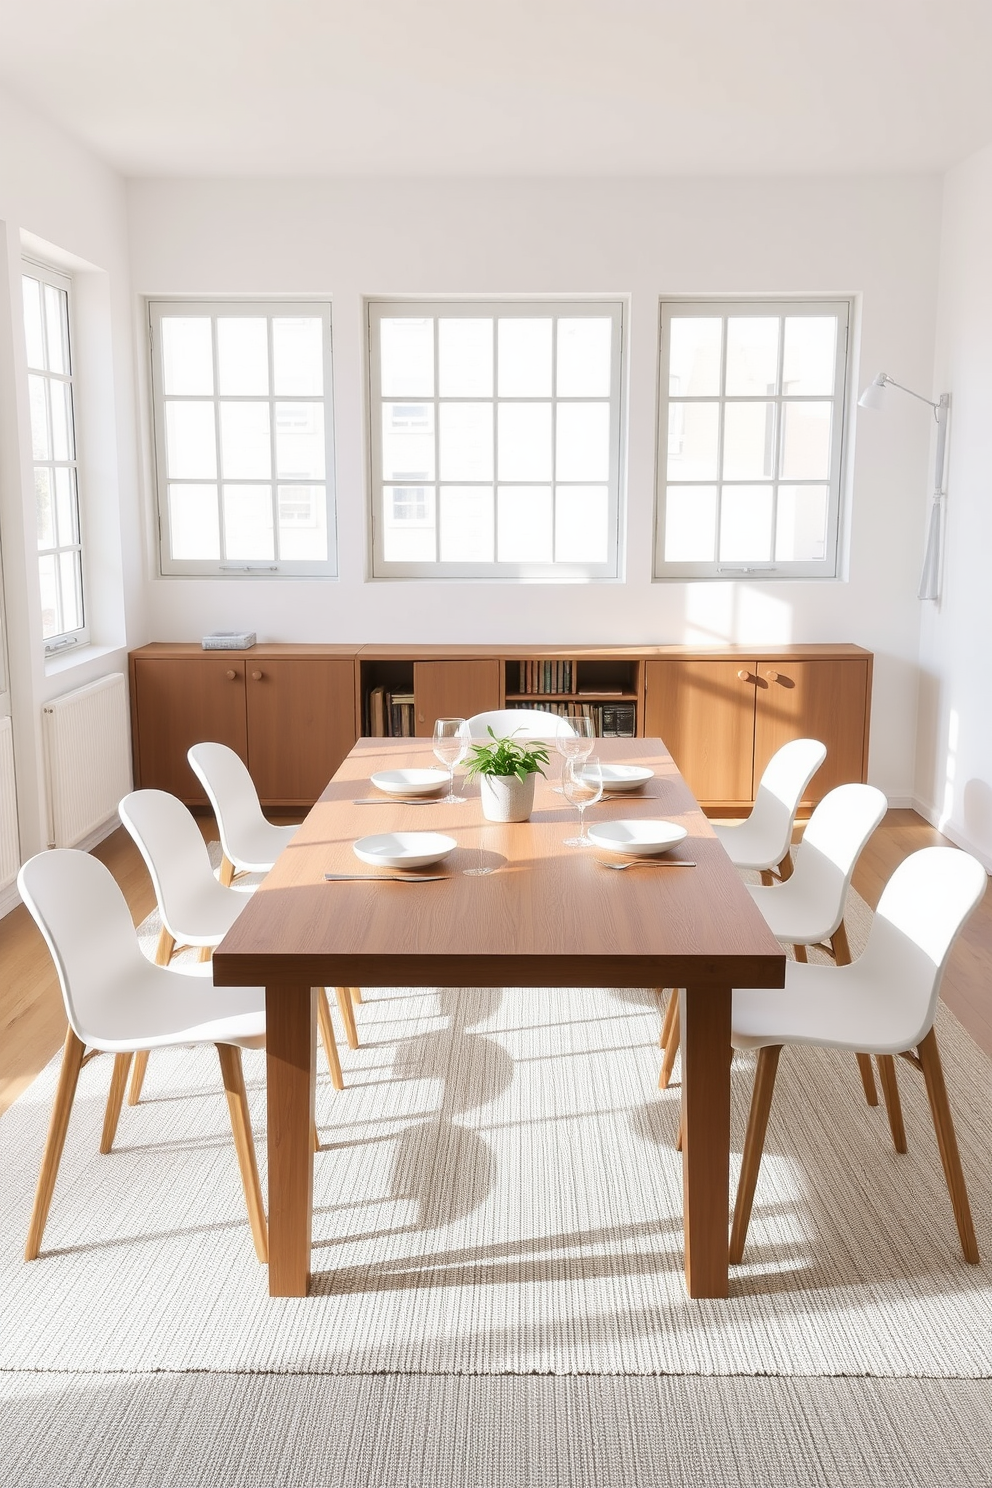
[712,737,827,880]
[17,849,269,1264]
[728,846,987,1267]
[187,741,298,881]
[467,709,575,738]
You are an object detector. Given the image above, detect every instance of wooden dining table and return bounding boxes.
[212,735,785,1299]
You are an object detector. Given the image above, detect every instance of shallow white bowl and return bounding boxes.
[587,819,688,856]
[588,764,654,792]
[370,768,449,797]
[353,832,457,869]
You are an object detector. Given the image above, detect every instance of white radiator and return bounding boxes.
[43,674,132,849]
[0,716,19,890]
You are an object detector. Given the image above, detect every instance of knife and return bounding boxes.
[324,872,449,883]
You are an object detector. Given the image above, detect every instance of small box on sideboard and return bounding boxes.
[201,631,256,650]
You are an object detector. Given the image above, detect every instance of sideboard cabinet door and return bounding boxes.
[131,658,248,804]
[752,659,870,805]
[643,659,756,807]
[412,661,501,737]
[246,659,358,806]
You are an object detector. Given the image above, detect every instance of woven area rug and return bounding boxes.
[1,866,991,1382]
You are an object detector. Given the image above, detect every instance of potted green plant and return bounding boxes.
[464,728,551,823]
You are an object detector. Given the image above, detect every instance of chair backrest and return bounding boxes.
[860,846,987,1048]
[187,742,267,864]
[118,789,224,940]
[467,709,574,739]
[787,782,888,935]
[749,737,827,861]
[17,850,149,1045]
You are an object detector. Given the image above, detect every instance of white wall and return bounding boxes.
[0,83,142,864]
[917,142,992,866]
[128,175,942,800]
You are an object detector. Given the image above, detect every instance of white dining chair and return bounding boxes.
[187,741,299,886]
[659,783,888,1104]
[119,788,351,1104]
[17,849,269,1263]
[729,845,987,1267]
[712,737,828,885]
[467,709,575,738]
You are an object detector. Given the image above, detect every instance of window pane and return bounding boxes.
[775,484,829,561]
[38,554,60,639]
[45,284,69,375]
[719,485,773,562]
[665,485,717,562]
[22,277,44,369]
[439,318,492,397]
[783,317,837,396]
[166,401,217,478]
[498,402,551,481]
[382,486,436,562]
[667,402,719,481]
[498,318,551,397]
[217,318,269,396]
[219,402,271,479]
[381,318,433,397]
[556,318,611,396]
[222,484,274,560]
[725,317,779,396]
[161,318,214,395]
[497,485,552,562]
[780,401,832,480]
[382,403,435,482]
[554,486,608,563]
[439,486,494,562]
[169,484,220,560]
[278,484,327,561]
[59,550,82,632]
[556,402,610,481]
[35,469,54,549]
[669,317,721,397]
[439,402,493,481]
[275,403,324,479]
[28,375,50,460]
[54,468,76,546]
[723,402,776,479]
[50,379,74,462]
[273,318,323,396]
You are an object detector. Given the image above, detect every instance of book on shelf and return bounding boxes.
[516,659,574,695]
[390,692,415,737]
[369,685,387,737]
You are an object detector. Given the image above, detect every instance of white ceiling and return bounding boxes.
[2,0,992,179]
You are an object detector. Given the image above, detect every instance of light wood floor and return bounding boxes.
[1,809,989,1122]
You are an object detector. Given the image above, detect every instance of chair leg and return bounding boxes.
[25,1028,86,1261]
[917,1027,979,1263]
[154,927,176,965]
[777,851,794,883]
[876,1054,907,1154]
[350,986,363,1005]
[793,943,808,963]
[198,944,213,963]
[216,1044,268,1264]
[127,1049,150,1107]
[335,985,360,1050]
[317,988,344,1092]
[855,1053,879,1106]
[658,996,681,1090]
[759,870,775,887]
[826,922,877,1105]
[730,1044,783,1265]
[658,988,677,1051]
[218,856,236,888]
[100,1052,134,1154]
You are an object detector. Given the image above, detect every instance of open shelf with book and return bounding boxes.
[503,656,641,736]
[361,660,415,737]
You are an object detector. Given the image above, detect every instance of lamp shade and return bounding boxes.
[858,373,889,410]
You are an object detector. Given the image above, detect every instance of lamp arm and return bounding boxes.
[879,374,940,411]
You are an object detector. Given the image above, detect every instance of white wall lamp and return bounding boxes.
[858,372,950,602]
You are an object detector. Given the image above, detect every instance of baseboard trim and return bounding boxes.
[912,798,992,873]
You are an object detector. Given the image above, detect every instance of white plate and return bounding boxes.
[587,819,688,856]
[370,768,449,797]
[353,832,457,869]
[586,764,654,792]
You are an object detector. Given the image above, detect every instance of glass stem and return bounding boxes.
[448,764,455,800]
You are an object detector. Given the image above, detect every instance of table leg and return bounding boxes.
[680,983,732,1299]
[264,983,317,1297]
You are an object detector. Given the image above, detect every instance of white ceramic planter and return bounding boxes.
[479,771,536,823]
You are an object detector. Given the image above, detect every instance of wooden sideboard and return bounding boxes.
[129,642,872,814]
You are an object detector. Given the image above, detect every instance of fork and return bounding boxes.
[352,797,439,805]
[596,858,696,870]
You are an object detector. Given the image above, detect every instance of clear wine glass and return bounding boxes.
[562,755,603,847]
[433,717,469,803]
[554,715,596,792]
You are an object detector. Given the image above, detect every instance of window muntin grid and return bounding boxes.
[149,301,336,576]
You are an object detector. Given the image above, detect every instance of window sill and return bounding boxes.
[45,642,123,678]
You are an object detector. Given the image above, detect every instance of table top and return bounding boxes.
[213,737,786,992]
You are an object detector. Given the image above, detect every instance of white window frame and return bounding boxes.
[367,299,625,581]
[148,300,337,577]
[654,298,851,581]
[22,261,88,653]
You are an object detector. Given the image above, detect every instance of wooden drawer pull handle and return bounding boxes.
[737,669,753,683]
[765,670,780,683]
[251,670,263,681]
[225,669,237,680]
